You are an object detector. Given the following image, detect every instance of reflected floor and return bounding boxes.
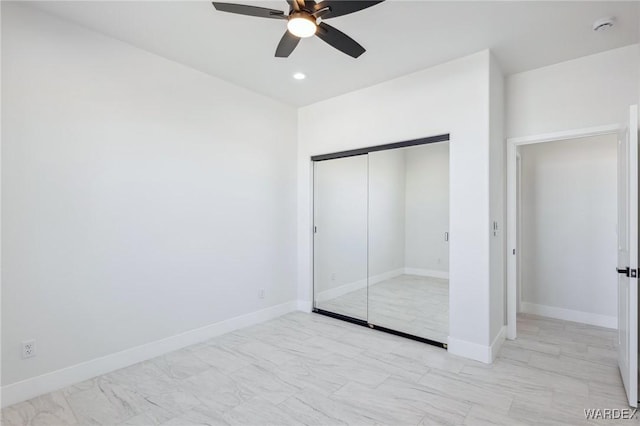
[316,274,448,343]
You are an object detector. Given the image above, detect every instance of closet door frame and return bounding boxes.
[311,133,450,348]
[311,134,450,162]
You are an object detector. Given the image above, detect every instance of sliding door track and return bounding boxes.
[312,308,446,349]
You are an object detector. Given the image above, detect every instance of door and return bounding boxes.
[313,155,368,321]
[618,104,638,408]
[367,142,450,344]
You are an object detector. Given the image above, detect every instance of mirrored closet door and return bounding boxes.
[312,136,450,346]
[313,154,368,322]
[368,142,449,343]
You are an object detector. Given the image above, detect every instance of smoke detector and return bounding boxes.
[593,17,615,32]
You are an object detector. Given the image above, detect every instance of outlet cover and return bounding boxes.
[22,340,36,359]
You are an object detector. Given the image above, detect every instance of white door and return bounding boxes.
[618,104,638,408]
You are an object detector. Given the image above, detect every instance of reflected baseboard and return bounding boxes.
[404,268,449,280]
[316,268,449,303]
[315,278,367,303]
[315,268,404,302]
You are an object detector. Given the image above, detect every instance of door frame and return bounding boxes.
[506,123,624,339]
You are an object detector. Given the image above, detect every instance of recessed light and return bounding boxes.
[293,72,306,80]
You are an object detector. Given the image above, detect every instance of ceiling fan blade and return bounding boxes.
[212,2,286,19]
[316,22,365,58]
[286,0,315,12]
[314,1,384,19]
[286,0,299,12]
[275,31,301,57]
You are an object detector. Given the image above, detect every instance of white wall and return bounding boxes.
[298,50,501,362]
[2,2,297,396]
[507,44,640,138]
[519,135,618,327]
[403,143,449,274]
[313,155,368,296]
[368,149,406,277]
[489,54,506,345]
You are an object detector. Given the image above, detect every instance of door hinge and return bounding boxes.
[313,226,317,234]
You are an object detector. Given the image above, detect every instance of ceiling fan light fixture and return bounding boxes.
[287,13,317,38]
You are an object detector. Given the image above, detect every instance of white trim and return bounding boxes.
[624,104,639,407]
[506,123,623,341]
[520,302,617,329]
[403,268,449,280]
[516,153,522,315]
[1,301,299,408]
[507,124,623,146]
[296,299,313,313]
[314,269,404,302]
[315,278,368,302]
[447,337,492,364]
[507,141,517,340]
[369,268,405,285]
[490,326,507,362]
[448,326,506,364]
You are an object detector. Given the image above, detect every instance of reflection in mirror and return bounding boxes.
[368,142,449,342]
[313,155,368,321]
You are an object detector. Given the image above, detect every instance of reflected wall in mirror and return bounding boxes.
[313,155,368,321]
[368,142,449,343]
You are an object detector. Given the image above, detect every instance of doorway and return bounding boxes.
[507,124,624,339]
[506,107,639,407]
[517,134,618,327]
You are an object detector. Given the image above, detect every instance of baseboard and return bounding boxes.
[315,278,367,302]
[447,336,492,364]
[315,269,404,302]
[1,300,299,408]
[489,326,507,362]
[369,268,404,285]
[520,302,616,329]
[404,268,449,280]
[296,299,313,313]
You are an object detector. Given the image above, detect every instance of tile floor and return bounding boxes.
[1,312,631,425]
[317,274,448,343]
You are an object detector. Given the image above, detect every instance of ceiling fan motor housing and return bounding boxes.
[287,12,318,38]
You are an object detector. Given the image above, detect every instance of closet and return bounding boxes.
[312,135,450,346]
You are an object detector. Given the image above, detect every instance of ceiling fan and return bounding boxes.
[211,1,384,58]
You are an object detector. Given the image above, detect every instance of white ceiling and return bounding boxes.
[28,0,639,106]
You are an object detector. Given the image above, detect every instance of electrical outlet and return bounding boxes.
[258,289,265,299]
[22,340,36,359]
